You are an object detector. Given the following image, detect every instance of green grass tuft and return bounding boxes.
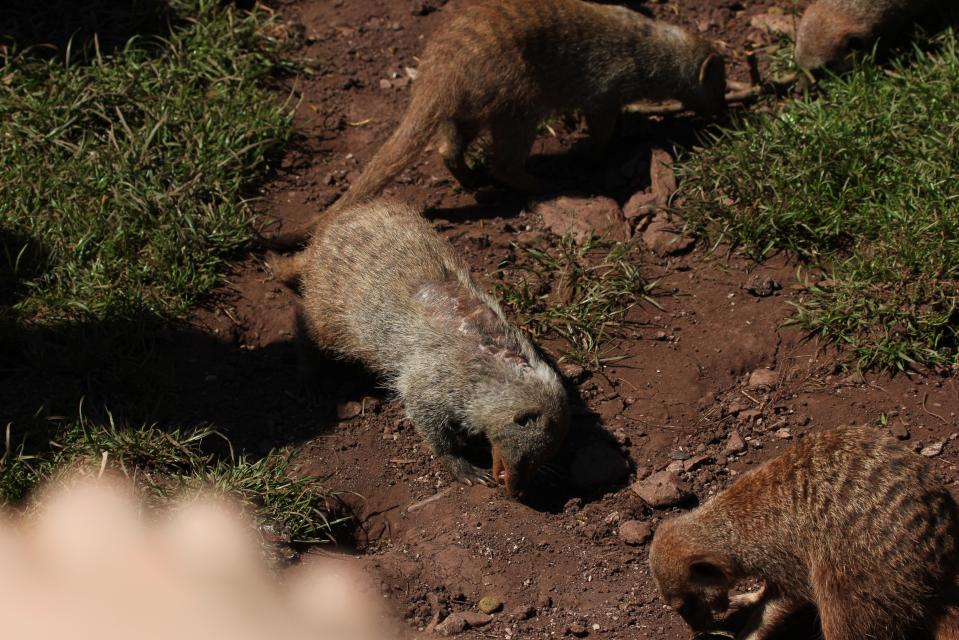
[1,411,347,544]
[497,235,658,367]
[0,1,344,545]
[680,32,959,371]
[0,0,297,322]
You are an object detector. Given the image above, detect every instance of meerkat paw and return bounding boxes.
[729,586,767,611]
[442,456,496,488]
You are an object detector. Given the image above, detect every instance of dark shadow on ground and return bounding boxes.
[0,0,177,59]
[427,110,725,224]
[0,313,361,463]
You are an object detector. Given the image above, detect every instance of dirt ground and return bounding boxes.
[188,1,959,638]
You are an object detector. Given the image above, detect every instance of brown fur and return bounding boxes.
[327,0,725,214]
[795,0,937,69]
[649,426,959,640]
[296,199,569,499]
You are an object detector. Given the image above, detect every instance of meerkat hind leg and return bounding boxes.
[583,101,620,164]
[436,120,484,189]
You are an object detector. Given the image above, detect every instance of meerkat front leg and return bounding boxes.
[488,116,552,194]
[404,403,495,487]
[735,591,803,640]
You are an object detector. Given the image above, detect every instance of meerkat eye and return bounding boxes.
[513,411,540,427]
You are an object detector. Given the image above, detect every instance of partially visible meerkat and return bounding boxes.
[795,0,938,69]
[649,426,959,640]
[296,199,570,499]
[327,0,725,213]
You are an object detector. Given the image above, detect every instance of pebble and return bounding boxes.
[534,195,629,244]
[920,441,945,458]
[725,430,747,455]
[336,401,363,420]
[890,423,910,440]
[630,471,690,508]
[478,596,503,614]
[510,605,536,620]
[560,362,587,383]
[618,520,653,546]
[436,612,493,636]
[683,454,712,472]
[642,214,694,256]
[747,368,778,389]
[774,428,793,440]
[566,622,588,637]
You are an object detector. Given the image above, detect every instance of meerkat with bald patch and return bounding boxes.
[325,0,725,213]
[295,199,569,500]
[649,426,959,640]
[796,0,941,69]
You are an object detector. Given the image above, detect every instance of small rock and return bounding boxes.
[840,371,866,386]
[750,13,794,35]
[888,422,909,439]
[642,214,694,256]
[745,275,782,297]
[774,428,793,440]
[623,190,660,220]
[436,612,493,636]
[566,622,589,637]
[683,455,712,472]
[533,195,629,243]
[336,400,363,420]
[618,520,653,546]
[560,362,587,383]
[630,471,690,508]
[921,441,945,458]
[748,368,778,389]
[478,596,503,615]
[570,442,630,490]
[739,408,762,423]
[648,147,677,200]
[378,78,392,90]
[510,605,536,620]
[665,460,685,473]
[725,430,747,455]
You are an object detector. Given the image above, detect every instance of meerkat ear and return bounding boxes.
[698,53,725,88]
[687,557,728,586]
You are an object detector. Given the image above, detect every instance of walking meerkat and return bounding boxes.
[329,0,725,212]
[795,0,938,69]
[296,200,570,499]
[649,426,959,640]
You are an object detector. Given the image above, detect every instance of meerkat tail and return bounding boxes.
[326,95,447,217]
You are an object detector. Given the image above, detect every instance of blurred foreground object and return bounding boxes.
[0,474,389,640]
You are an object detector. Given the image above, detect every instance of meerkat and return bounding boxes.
[649,426,959,640]
[795,0,938,69]
[295,199,570,499]
[327,0,725,213]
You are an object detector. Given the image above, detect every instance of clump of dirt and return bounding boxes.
[182,1,959,638]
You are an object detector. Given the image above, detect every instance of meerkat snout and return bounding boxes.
[795,0,938,70]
